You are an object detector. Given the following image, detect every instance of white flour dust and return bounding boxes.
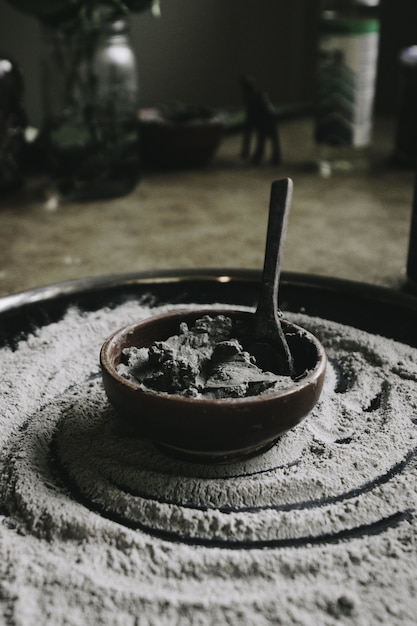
[0,298,417,625]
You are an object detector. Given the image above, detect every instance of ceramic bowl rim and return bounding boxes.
[100,307,327,406]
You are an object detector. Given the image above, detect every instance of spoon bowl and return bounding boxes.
[100,308,327,463]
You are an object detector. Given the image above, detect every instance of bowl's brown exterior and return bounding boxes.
[100,309,327,456]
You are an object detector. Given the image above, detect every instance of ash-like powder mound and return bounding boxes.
[0,300,416,625]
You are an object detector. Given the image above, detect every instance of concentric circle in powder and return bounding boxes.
[2,301,417,624]
[5,318,416,548]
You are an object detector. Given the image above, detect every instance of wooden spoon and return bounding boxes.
[248,178,294,377]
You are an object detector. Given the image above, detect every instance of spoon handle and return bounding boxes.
[255,178,293,330]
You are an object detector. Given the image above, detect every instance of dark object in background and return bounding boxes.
[139,104,223,169]
[240,75,281,166]
[0,53,26,193]
[392,46,417,169]
[406,172,417,286]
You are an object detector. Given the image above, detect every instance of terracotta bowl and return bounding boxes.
[100,309,327,463]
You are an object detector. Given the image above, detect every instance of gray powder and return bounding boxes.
[0,299,416,625]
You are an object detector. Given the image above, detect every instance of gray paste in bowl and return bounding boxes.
[117,314,296,399]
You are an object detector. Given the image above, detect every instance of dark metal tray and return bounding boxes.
[1,269,417,348]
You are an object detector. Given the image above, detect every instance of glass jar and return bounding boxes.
[41,9,140,200]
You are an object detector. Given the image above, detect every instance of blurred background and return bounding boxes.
[1,0,417,297]
[1,0,417,128]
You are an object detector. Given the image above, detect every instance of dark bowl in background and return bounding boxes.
[139,105,224,169]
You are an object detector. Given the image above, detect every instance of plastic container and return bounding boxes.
[314,0,380,176]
